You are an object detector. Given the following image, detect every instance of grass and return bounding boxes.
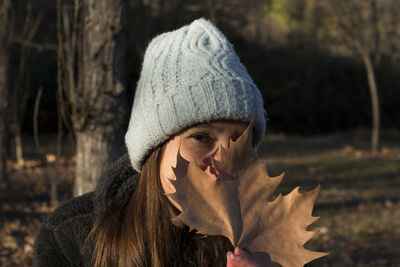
[1,129,400,266]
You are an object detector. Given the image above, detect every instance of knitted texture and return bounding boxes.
[125,18,266,172]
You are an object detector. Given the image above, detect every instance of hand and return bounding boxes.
[226,247,260,267]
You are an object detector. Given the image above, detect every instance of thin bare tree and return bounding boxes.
[9,2,43,166]
[0,0,11,184]
[327,0,386,153]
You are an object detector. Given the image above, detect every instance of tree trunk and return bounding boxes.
[74,0,128,195]
[10,43,34,166]
[356,42,380,154]
[14,125,23,164]
[10,111,24,165]
[0,0,10,184]
[0,50,8,184]
[75,131,123,195]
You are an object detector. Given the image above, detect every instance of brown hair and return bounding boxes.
[86,145,233,267]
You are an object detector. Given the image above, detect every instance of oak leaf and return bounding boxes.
[168,122,329,267]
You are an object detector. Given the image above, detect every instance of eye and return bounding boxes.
[190,133,213,145]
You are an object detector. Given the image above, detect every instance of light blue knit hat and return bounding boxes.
[125,18,266,172]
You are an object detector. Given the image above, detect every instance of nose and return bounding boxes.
[211,136,231,162]
[203,137,230,178]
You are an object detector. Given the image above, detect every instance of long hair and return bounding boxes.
[86,145,233,267]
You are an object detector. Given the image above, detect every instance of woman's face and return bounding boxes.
[159,121,248,200]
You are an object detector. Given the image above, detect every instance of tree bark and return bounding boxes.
[0,0,10,184]
[74,0,128,195]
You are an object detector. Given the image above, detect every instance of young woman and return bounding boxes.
[34,18,266,267]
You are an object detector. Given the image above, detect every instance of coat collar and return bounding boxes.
[93,153,139,215]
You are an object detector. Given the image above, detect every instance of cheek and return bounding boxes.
[179,139,216,164]
[159,137,181,193]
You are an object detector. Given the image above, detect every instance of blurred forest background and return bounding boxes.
[0,0,400,266]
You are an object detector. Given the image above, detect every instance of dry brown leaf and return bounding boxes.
[168,122,329,267]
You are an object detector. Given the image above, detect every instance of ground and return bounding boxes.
[1,129,400,266]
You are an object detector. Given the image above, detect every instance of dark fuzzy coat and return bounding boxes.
[33,154,139,267]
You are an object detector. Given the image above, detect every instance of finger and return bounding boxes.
[229,251,246,266]
[234,247,250,257]
[226,251,235,267]
[231,247,259,267]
